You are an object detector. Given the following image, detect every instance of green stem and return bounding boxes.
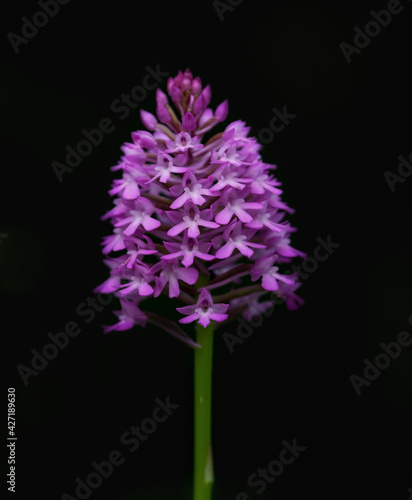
[193,317,214,500]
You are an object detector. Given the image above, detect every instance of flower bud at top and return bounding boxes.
[215,100,229,122]
[182,112,196,133]
[140,110,157,131]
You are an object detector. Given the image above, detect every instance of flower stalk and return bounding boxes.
[194,320,214,500]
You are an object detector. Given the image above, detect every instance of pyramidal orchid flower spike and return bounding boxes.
[97,68,305,340]
[97,68,305,500]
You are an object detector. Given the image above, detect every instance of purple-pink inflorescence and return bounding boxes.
[96,68,306,346]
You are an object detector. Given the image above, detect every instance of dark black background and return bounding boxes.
[2,0,412,499]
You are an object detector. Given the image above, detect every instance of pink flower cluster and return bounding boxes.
[97,68,305,346]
